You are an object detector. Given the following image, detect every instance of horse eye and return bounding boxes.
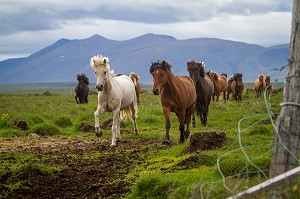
[160,74,164,77]
[104,71,107,75]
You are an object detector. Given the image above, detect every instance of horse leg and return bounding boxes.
[111,110,120,146]
[75,96,79,104]
[94,107,104,137]
[162,106,171,144]
[185,105,194,140]
[130,102,138,135]
[137,93,140,105]
[192,112,196,128]
[178,112,186,143]
[223,91,227,103]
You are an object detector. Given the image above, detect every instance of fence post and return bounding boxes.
[269,0,300,177]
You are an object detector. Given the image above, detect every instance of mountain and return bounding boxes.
[0,33,289,84]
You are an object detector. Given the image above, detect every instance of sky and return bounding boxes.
[0,0,292,61]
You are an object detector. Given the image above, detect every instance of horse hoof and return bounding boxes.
[110,144,116,147]
[162,140,171,145]
[116,138,121,142]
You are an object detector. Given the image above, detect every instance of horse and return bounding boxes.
[75,73,89,104]
[254,74,266,98]
[129,72,142,104]
[150,60,196,144]
[265,75,272,100]
[226,76,234,101]
[208,71,227,103]
[90,55,138,146]
[231,73,244,103]
[187,61,214,126]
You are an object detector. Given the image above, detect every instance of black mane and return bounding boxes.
[149,60,172,74]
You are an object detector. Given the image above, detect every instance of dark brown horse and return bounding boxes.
[130,72,142,104]
[231,73,244,103]
[208,71,227,103]
[75,73,89,104]
[150,61,196,144]
[187,61,214,126]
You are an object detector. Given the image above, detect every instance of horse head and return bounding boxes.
[150,60,172,95]
[90,55,111,91]
[187,61,200,83]
[265,75,271,85]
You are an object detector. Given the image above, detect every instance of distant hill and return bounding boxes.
[0,33,289,84]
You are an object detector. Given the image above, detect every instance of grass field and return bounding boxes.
[0,83,298,199]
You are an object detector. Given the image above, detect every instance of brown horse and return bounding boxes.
[265,75,272,100]
[254,74,266,98]
[130,72,142,104]
[208,71,227,103]
[150,61,196,144]
[231,73,244,103]
[226,76,234,101]
[187,61,214,126]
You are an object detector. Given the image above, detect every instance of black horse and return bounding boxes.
[75,73,89,104]
[187,61,214,126]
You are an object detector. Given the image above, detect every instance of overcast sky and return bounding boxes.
[0,0,292,61]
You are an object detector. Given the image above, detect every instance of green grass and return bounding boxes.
[0,86,286,198]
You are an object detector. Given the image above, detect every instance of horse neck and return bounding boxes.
[163,71,178,95]
[103,74,113,94]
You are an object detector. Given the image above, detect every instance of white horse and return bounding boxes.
[90,55,138,146]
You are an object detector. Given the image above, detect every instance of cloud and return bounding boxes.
[0,0,292,61]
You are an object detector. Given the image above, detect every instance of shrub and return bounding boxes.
[0,113,10,129]
[30,123,60,136]
[54,116,73,127]
[29,115,44,124]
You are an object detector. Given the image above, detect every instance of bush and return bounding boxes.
[29,115,44,124]
[30,123,60,136]
[54,116,73,127]
[0,113,10,129]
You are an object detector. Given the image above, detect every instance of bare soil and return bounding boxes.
[0,131,226,198]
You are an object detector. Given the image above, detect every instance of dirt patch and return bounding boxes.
[77,122,95,132]
[189,131,226,152]
[0,136,163,198]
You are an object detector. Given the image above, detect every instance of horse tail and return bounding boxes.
[120,96,138,122]
[120,108,132,120]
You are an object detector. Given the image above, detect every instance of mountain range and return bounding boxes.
[0,33,289,84]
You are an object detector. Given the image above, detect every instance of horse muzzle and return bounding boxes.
[153,88,160,95]
[96,84,104,91]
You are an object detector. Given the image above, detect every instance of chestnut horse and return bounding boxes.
[265,75,272,100]
[254,74,266,98]
[208,71,227,103]
[231,73,244,103]
[187,61,214,126]
[150,61,196,144]
[130,72,142,104]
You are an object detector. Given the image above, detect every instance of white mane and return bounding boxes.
[90,55,111,71]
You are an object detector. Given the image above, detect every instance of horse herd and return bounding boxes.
[74,55,272,146]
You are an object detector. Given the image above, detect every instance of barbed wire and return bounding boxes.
[198,65,300,198]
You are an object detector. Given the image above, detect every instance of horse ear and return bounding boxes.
[93,59,96,67]
[103,59,107,64]
[162,61,166,67]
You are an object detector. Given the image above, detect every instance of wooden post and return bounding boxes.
[269,0,300,177]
